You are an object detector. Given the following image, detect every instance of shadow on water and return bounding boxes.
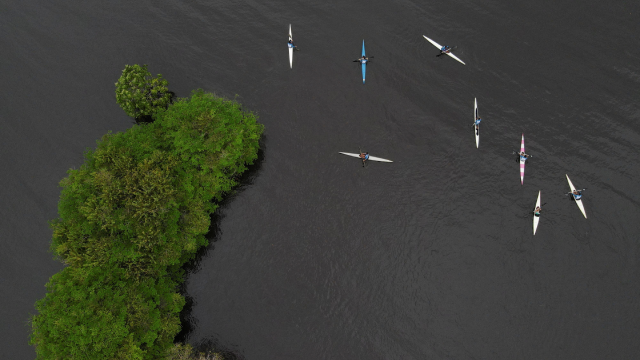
[174,143,265,356]
[192,337,246,360]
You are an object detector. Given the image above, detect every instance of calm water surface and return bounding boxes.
[1,0,639,359]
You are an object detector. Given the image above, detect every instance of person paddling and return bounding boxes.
[572,189,583,200]
[517,151,530,161]
[534,206,542,216]
[359,152,369,167]
[440,45,451,54]
[288,39,297,50]
[474,117,481,134]
[353,55,374,64]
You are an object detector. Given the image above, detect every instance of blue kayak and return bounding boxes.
[361,40,366,84]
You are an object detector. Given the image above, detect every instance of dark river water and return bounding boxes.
[2,0,640,359]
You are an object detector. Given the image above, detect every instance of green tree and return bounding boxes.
[30,266,183,360]
[115,64,172,121]
[33,89,263,359]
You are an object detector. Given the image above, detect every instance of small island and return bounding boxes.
[30,65,264,360]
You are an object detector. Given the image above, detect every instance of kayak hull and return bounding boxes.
[339,152,393,163]
[361,40,366,84]
[446,51,465,65]
[422,35,466,65]
[566,174,587,218]
[533,190,541,235]
[474,98,479,148]
[519,134,525,184]
[288,24,293,69]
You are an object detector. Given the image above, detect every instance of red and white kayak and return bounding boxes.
[519,134,526,184]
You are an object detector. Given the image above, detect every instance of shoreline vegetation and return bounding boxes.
[30,65,263,360]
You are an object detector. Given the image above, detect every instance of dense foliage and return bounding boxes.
[31,90,263,359]
[115,64,172,120]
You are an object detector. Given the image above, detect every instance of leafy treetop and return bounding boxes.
[32,89,263,360]
[115,64,172,120]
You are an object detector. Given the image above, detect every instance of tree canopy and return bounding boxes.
[115,64,172,121]
[30,266,183,360]
[32,89,263,359]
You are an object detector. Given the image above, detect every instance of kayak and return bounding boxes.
[566,174,587,218]
[519,134,525,184]
[288,24,293,69]
[361,40,366,84]
[533,190,541,235]
[339,152,393,162]
[422,35,466,65]
[474,98,479,148]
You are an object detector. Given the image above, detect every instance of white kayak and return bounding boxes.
[288,24,293,69]
[533,190,541,235]
[339,152,393,163]
[474,98,479,148]
[519,134,526,185]
[423,35,466,65]
[566,174,587,218]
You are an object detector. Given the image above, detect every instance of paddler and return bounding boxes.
[353,56,370,64]
[359,152,369,166]
[474,117,481,134]
[440,45,451,54]
[517,151,529,161]
[288,39,297,50]
[534,206,541,216]
[572,189,583,200]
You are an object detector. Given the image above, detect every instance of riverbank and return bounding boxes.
[30,89,263,359]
